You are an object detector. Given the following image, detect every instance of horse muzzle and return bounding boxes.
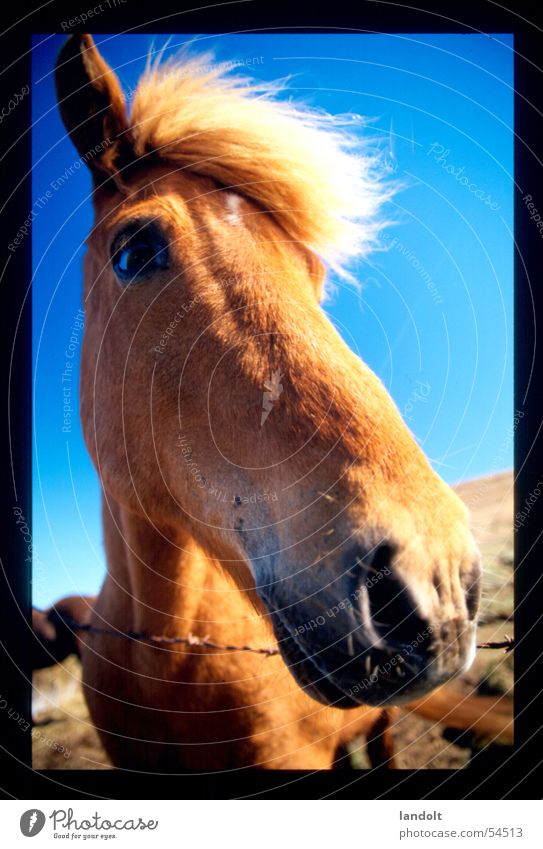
[268,607,477,707]
[257,542,480,708]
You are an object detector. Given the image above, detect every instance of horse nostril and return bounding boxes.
[371,542,395,575]
[360,543,427,645]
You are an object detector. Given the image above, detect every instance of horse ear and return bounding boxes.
[55,34,133,182]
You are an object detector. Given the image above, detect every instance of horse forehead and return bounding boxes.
[95,174,247,229]
[94,188,192,236]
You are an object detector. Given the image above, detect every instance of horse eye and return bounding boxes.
[111,222,169,284]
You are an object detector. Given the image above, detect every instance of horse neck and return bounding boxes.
[100,491,260,638]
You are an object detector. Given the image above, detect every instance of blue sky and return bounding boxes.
[31,33,514,607]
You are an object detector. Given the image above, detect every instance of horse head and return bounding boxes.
[55,34,481,709]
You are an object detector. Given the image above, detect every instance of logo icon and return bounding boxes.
[20,810,46,837]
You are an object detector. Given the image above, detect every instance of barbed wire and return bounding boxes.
[33,611,515,657]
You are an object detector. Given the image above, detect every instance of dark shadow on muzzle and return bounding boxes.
[258,544,476,708]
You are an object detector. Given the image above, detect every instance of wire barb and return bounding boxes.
[476,635,515,654]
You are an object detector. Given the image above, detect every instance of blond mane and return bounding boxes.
[128,50,393,277]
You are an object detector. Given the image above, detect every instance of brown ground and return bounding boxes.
[32,470,514,771]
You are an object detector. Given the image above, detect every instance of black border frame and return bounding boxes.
[1,0,542,799]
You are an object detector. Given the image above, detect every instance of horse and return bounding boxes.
[42,33,512,769]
